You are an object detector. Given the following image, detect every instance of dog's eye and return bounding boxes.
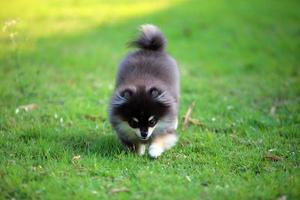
[148,117,157,127]
[149,87,161,98]
[128,118,139,128]
[121,89,133,99]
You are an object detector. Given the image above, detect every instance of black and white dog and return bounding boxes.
[109,24,179,158]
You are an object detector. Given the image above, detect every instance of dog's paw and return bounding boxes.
[137,144,146,156]
[149,145,163,158]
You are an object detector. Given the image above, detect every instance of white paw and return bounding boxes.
[149,145,163,158]
[165,134,178,150]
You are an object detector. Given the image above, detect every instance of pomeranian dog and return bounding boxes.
[109,24,179,158]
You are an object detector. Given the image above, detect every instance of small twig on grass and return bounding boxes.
[15,103,38,114]
[110,188,130,194]
[84,114,105,122]
[269,105,276,116]
[264,153,283,162]
[188,118,205,127]
[183,101,195,130]
[182,102,206,130]
[277,195,287,200]
[72,155,81,164]
[185,175,191,182]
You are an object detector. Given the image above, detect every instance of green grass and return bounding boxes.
[0,0,299,199]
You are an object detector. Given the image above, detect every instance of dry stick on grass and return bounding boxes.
[15,103,38,113]
[269,105,276,116]
[72,155,81,164]
[183,101,196,131]
[110,188,130,194]
[84,114,105,122]
[264,153,283,162]
[188,118,203,126]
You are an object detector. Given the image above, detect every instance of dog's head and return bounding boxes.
[111,86,172,140]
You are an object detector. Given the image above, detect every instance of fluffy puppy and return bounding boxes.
[109,24,179,158]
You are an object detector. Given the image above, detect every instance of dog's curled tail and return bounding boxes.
[129,24,166,51]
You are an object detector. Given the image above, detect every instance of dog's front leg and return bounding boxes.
[149,130,178,158]
[136,143,146,156]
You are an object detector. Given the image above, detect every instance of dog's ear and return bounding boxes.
[112,89,134,106]
[149,87,171,106]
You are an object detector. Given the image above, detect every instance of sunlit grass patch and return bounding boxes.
[0,0,179,38]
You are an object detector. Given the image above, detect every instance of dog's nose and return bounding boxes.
[141,131,148,138]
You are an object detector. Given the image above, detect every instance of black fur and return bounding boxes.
[112,86,169,122]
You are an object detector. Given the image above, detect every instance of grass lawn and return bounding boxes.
[0,0,299,199]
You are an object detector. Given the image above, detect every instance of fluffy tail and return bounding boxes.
[129,24,166,51]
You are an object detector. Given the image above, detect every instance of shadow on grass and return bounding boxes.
[60,133,123,158]
[14,125,124,159]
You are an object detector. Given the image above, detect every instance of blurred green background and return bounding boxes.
[0,0,299,199]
